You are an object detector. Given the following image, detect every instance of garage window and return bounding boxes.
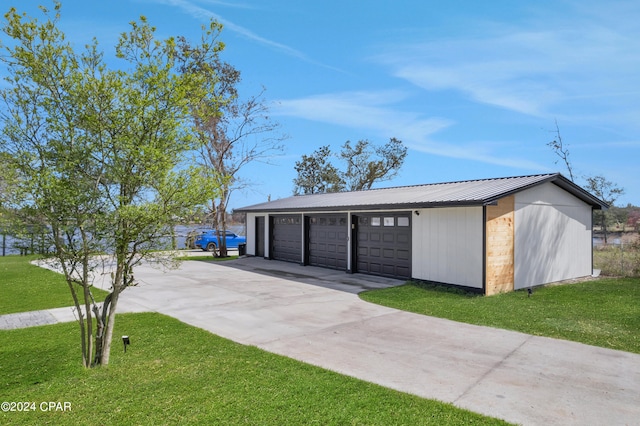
[371,217,381,226]
[276,216,300,225]
[398,217,409,227]
[384,217,394,226]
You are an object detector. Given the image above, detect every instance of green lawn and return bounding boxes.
[0,313,508,425]
[360,278,640,354]
[0,255,108,315]
[0,255,508,425]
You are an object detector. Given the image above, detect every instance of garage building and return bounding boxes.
[236,173,607,295]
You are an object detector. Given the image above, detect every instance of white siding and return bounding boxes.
[514,183,593,288]
[412,207,484,288]
[245,213,257,256]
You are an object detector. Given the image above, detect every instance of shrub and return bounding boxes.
[594,239,640,277]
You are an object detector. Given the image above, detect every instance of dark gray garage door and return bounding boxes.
[271,215,302,263]
[307,214,348,270]
[355,213,411,279]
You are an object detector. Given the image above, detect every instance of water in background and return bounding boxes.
[0,224,247,256]
[174,224,246,249]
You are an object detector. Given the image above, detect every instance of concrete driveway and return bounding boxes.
[35,256,640,425]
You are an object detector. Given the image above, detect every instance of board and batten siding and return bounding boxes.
[514,182,593,289]
[485,196,515,295]
[245,212,258,256]
[412,206,483,289]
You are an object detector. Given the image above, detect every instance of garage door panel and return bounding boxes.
[272,215,302,263]
[397,249,410,260]
[383,265,395,275]
[308,214,348,270]
[396,266,410,276]
[365,262,381,273]
[356,213,411,279]
[397,233,410,244]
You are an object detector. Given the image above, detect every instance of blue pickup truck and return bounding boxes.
[194,230,246,252]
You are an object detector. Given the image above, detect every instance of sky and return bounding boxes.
[4,0,640,209]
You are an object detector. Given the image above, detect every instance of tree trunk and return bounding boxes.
[94,250,126,366]
[602,214,608,244]
[218,198,228,257]
[99,291,120,366]
[80,232,94,367]
[68,284,90,368]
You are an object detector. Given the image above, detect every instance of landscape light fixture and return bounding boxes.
[527,288,532,297]
[122,335,130,353]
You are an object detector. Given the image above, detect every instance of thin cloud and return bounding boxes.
[151,0,342,71]
[408,141,549,171]
[195,0,254,8]
[274,90,452,138]
[273,90,547,170]
[374,2,640,123]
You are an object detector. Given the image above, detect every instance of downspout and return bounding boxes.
[347,212,353,274]
[266,215,272,259]
[482,205,487,295]
[302,214,308,266]
[591,207,595,276]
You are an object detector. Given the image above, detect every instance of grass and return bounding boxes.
[0,255,108,315]
[360,278,640,354]
[594,245,640,276]
[0,252,234,315]
[0,313,508,425]
[0,254,507,425]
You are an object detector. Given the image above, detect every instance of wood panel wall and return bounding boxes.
[485,195,515,295]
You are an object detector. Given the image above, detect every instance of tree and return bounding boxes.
[608,204,631,232]
[547,119,575,182]
[585,175,625,244]
[293,145,344,195]
[293,138,407,194]
[0,152,14,219]
[627,207,640,232]
[0,4,220,367]
[545,122,624,243]
[340,138,407,191]
[184,47,286,257]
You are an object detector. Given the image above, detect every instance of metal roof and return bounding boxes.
[236,173,608,213]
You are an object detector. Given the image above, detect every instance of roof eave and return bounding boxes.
[234,173,609,213]
[549,174,609,210]
[235,200,487,213]
[481,173,609,210]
